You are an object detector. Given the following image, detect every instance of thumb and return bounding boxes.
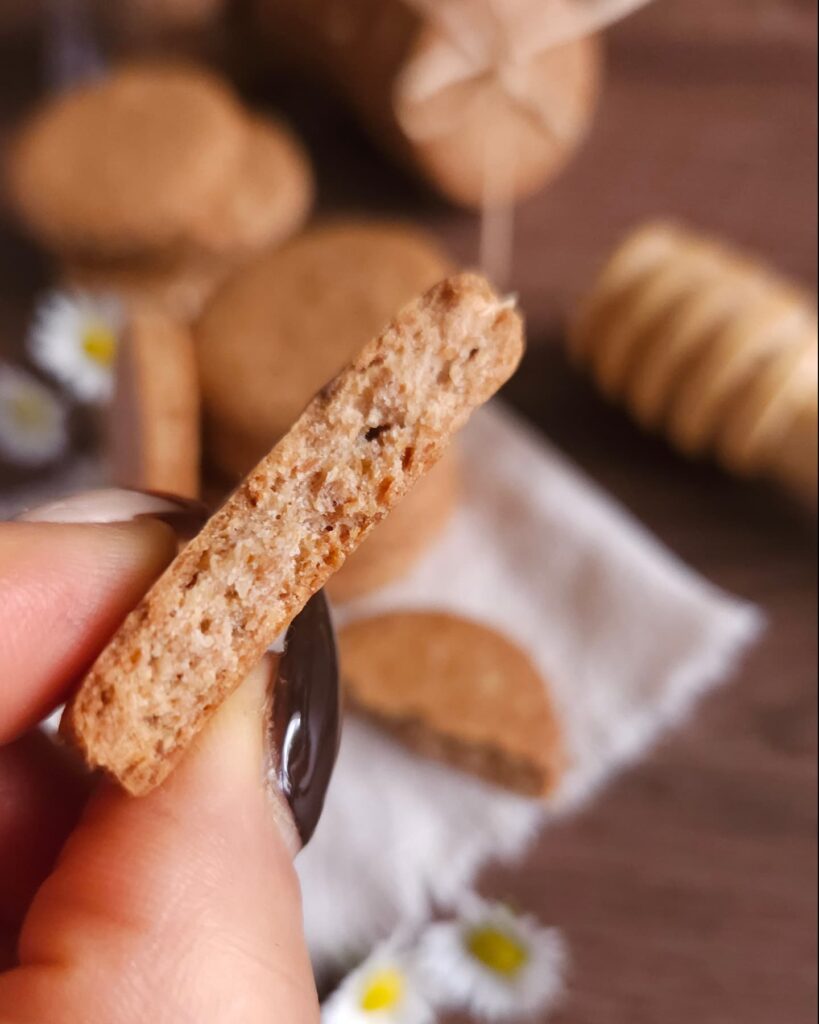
[0,663,319,1024]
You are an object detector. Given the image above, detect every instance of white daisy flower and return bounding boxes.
[0,364,69,466]
[322,944,434,1024]
[28,291,124,403]
[415,896,568,1021]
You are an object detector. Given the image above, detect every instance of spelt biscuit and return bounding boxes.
[204,437,460,603]
[327,449,459,603]
[8,62,246,256]
[186,116,314,257]
[61,273,524,795]
[109,308,201,498]
[197,221,453,457]
[339,612,564,797]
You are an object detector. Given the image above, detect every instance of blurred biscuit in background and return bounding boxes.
[109,306,201,499]
[8,61,314,319]
[571,221,819,506]
[8,62,247,256]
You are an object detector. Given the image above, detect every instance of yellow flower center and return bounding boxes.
[81,323,117,367]
[360,969,405,1012]
[467,926,530,978]
[10,392,51,431]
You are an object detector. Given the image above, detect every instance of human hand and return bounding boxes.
[0,499,320,1023]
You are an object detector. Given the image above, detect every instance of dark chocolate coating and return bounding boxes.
[272,591,340,847]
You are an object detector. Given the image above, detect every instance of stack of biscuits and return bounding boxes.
[7,61,314,321]
[571,222,819,506]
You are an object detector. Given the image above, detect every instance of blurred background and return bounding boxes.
[0,1,816,1022]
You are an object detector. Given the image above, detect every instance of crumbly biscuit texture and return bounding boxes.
[327,449,459,603]
[61,274,524,794]
[197,220,453,454]
[340,612,564,796]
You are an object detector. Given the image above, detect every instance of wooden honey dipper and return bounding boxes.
[256,0,603,207]
[571,222,818,505]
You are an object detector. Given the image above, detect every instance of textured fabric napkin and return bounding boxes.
[298,402,762,976]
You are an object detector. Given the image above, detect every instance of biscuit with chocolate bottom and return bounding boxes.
[340,612,564,796]
[61,273,524,795]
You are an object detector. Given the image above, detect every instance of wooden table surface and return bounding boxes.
[0,1,816,1021]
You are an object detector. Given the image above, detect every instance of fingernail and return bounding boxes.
[267,592,341,849]
[15,488,208,540]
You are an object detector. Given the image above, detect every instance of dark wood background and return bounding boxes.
[0,1,817,1021]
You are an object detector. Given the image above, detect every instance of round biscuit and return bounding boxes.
[339,612,564,796]
[186,116,314,257]
[9,62,246,256]
[196,221,453,448]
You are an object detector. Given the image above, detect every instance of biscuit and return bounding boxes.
[109,307,201,498]
[204,438,460,604]
[61,273,524,795]
[198,222,456,598]
[197,221,453,458]
[8,62,246,256]
[63,251,234,322]
[327,449,459,603]
[570,222,818,504]
[339,612,564,796]
[186,116,314,257]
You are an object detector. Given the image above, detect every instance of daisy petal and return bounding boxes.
[323,942,434,1024]
[0,364,69,466]
[28,290,124,403]
[415,895,568,1021]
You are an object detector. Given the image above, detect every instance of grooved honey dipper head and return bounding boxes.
[571,221,818,507]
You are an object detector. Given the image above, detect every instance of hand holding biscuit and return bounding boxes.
[0,507,319,1023]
